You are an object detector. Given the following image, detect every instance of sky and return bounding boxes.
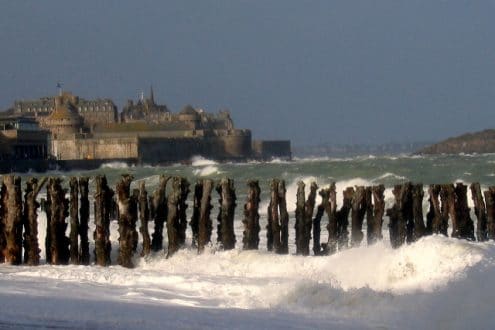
[0,1,494,146]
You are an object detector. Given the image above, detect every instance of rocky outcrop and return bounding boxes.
[417,129,495,154]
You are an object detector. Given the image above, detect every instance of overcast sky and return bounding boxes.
[0,1,494,145]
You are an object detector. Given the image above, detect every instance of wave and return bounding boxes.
[191,156,218,167]
[99,162,131,169]
[193,165,220,177]
[11,236,494,329]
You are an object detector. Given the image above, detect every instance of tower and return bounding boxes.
[150,85,155,104]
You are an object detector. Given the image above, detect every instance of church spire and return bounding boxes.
[150,85,155,104]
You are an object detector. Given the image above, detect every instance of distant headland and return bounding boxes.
[0,88,291,173]
[416,129,495,155]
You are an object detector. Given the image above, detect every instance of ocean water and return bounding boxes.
[2,154,495,329]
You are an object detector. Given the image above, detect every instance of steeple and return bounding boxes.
[150,85,155,104]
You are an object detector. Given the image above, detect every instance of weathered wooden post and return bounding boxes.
[485,187,495,240]
[139,182,151,257]
[439,184,452,236]
[242,180,261,250]
[94,175,113,266]
[426,184,442,235]
[47,177,70,265]
[294,181,304,254]
[351,186,366,247]
[69,177,79,265]
[22,177,47,266]
[337,187,354,250]
[470,183,487,241]
[131,189,139,252]
[367,184,384,245]
[364,186,373,243]
[2,176,23,264]
[411,184,425,241]
[387,184,412,248]
[313,187,329,255]
[296,181,317,255]
[452,183,475,240]
[116,174,135,268]
[190,181,202,247]
[151,175,170,251]
[216,178,236,250]
[278,180,289,254]
[198,179,214,253]
[166,177,181,258]
[0,180,5,263]
[78,177,90,265]
[178,177,190,247]
[268,179,280,252]
[324,183,338,254]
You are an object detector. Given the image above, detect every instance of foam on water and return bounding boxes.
[191,156,218,166]
[99,162,131,169]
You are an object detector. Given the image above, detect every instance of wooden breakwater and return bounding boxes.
[0,175,492,268]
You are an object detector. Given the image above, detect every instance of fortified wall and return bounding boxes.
[1,88,291,167]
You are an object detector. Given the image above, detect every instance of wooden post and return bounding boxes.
[23,177,47,265]
[178,177,190,247]
[364,186,373,244]
[367,184,384,245]
[69,177,79,265]
[278,180,289,254]
[470,183,487,242]
[387,184,411,248]
[403,183,414,244]
[296,181,318,256]
[2,176,23,264]
[151,175,170,251]
[0,180,5,263]
[295,181,305,254]
[485,187,495,240]
[139,182,151,257]
[216,178,236,250]
[242,180,261,250]
[313,188,329,256]
[198,179,214,253]
[337,187,354,250]
[452,183,474,240]
[166,177,181,258]
[116,174,135,268]
[266,179,280,252]
[411,184,425,241]
[324,183,338,254]
[78,177,90,265]
[190,181,202,247]
[47,177,70,265]
[439,184,452,236]
[94,175,113,266]
[426,184,442,235]
[351,186,366,247]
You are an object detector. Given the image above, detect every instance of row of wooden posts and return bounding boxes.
[0,175,493,268]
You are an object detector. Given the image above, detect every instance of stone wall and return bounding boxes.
[50,136,138,160]
[252,140,292,160]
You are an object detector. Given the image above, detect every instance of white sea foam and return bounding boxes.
[191,156,218,166]
[100,162,131,169]
[193,165,220,177]
[5,236,494,328]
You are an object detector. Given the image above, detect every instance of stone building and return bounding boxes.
[13,91,117,127]
[41,95,84,136]
[0,116,48,160]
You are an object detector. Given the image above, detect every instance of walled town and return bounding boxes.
[0,89,291,172]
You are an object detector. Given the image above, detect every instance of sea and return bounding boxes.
[1,154,495,329]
